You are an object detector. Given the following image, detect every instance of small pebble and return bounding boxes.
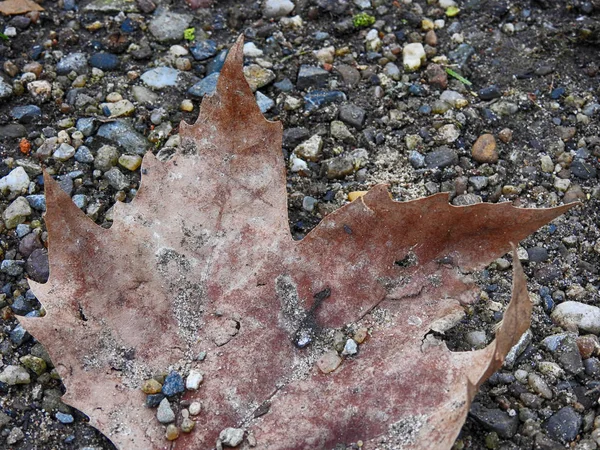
[165,424,179,441]
[342,339,358,356]
[157,398,175,424]
[219,427,244,447]
[317,350,342,374]
[186,370,203,390]
[471,133,499,163]
[189,401,202,416]
[181,418,195,433]
[141,378,162,394]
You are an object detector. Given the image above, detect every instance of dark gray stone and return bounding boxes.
[283,127,309,148]
[339,104,366,129]
[76,117,96,136]
[188,73,219,97]
[408,151,425,168]
[26,195,46,211]
[97,120,149,155]
[89,53,119,70]
[189,40,217,61]
[469,403,519,438]
[545,406,582,444]
[10,295,37,315]
[25,249,49,283]
[9,325,30,346]
[527,246,549,262]
[478,85,502,100]
[162,372,185,397]
[554,334,584,375]
[274,78,294,92]
[583,357,600,376]
[425,147,458,169]
[19,232,43,258]
[0,124,27,138]
[304,90,346,111]
[534,265,562,283]
[449,43,475,67]
[297,65,329,90]
[570,159,597,179]
[206,50,228,75]
[11,105,42,124]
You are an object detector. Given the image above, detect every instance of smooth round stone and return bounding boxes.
[263,0,294,18]
[478,85,502,100]
[316,350,342,374]
[53,143,76,161]
[551,301,600,334]
[189,402,202,416]
[165,424,179,441]
[471,133,499,163]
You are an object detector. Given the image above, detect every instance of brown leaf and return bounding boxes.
[19,36,576,449]
[0,0,43,15]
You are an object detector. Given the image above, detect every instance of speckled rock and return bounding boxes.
[3,197,32,229]
[0,365,31,385]
[219,427,244,447]
[157,398,175,424]
[545,406,582,444]
[552,302,600,334]
[148,10,192,43]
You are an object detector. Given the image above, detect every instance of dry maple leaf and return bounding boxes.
[0,0,43,15]
[18,36,576,450]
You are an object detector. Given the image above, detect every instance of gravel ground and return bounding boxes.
[0,0,599,448]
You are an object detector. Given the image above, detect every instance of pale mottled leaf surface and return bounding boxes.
[19,36,575,450]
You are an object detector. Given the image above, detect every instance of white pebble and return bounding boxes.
[243,42,263,57]
[186,370,203,390]
[403,43,426,71]
[189,402,202,416]
[0,167,30,194]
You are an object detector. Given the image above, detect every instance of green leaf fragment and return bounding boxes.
[445,68,472,86]
[183,28,195,41]
[352,13,376,28]
[446,6,460,17]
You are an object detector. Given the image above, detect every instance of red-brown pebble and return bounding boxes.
[498,128,513,143]
[577,335,599,359]
[426,63,448,90]
[425,30,438,46]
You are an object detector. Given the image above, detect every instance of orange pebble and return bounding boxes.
[19,138,31,155]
